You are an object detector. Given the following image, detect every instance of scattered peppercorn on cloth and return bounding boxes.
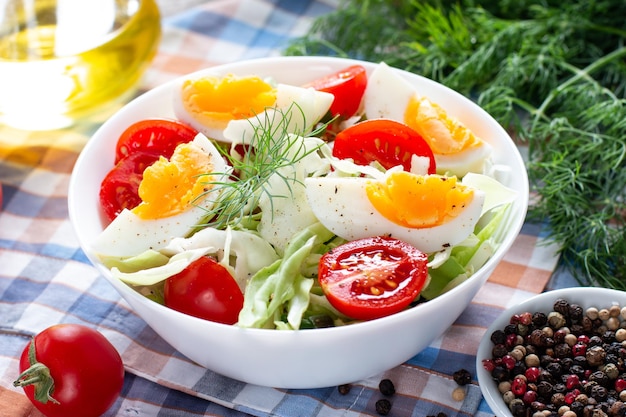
[0,1,564,416]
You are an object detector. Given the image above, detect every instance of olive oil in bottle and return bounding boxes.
[0,0,161,130]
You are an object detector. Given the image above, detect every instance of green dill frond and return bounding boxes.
[193,104,326,231]
[287,0,626,288]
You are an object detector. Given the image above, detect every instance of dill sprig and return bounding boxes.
[194,104,327,231]
[285,0,626,289]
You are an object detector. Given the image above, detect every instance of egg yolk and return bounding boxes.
[181,74,277,128]
[132,142,215,220]
[404,95,483,155]
[365,172,474,228]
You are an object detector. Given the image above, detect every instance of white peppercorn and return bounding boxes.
[606,316,620,331]
[548,311,566,329]
[564,333,578,347]
[609,303,621,317]
[598,308,610,321]
[525,353,540,367]
[451,387,465,402]
[498,380,511,394]
[586,307,599,320]
[502,390,515,404]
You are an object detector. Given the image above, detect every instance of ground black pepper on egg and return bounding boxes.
[482,298,626,417]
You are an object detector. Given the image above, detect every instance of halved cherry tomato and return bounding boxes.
[164,256,244,325]
[332,118,437,174]
[114,118,197,164]
[318,236,428,320]
[99,150,161,222]
[304,64,367,119]
[13,324,124,417]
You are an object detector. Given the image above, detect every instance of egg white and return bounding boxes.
[304,175,486,254]
[92,133,230,259]
[173,81,333,144]
[363,62,492,177]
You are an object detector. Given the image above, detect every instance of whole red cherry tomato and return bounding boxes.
[13,324,124,417]
[164,256,244,325]
[304,64,368,119]
[114,118,197,164]
[318,236,428,320]
[332,118,437,174]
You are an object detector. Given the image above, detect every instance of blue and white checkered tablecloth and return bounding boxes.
[0,1,565,416]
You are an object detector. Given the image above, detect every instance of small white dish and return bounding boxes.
[476,287,626,416]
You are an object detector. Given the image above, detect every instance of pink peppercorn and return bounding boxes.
[482,359,496,372]
[511,377,527,396]
[518,312,532,326]
[566,374,580,390]
[501,354,516,370]
[506,333,518,348]
[572,343,587,356]
[615,378,626,392]
[522,390,537,404]
[565,389,581,405]
[524,367,540,382]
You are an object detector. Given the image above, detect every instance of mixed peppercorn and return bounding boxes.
[483,298,626,417]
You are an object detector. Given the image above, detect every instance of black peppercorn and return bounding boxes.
[546,362,563,377]
[452,369,472,386]
[529,329,549,347]
[589,370,609,387]
[589,335,603,346]
[379,379,395,396]
[554,343,571,358]
[569,304,583,322]
[570,400,585,415]
[501,322,514,333]
[533,312,548,327]
[509,398,525,417]
[590,384,608,402]
[375,398,392,416]
[551,392,566,407]
[553,299,570,316]
[491,365,509,381]
[536,380,554,397]
[492,343,509,358]
[337,384,351,395]
[490,329,507,345]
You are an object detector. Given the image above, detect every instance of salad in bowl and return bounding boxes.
[69,56,528,388]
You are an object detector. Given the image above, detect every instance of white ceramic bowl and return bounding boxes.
[476,287,626,416]
[68,56,528,389]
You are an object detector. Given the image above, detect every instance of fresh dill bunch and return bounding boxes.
[284,0,414,62]
[194,104,327,231]
[285,0,626,288]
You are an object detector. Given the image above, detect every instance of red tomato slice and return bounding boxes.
[99,150,161,223]
[332,118,436,173]
[114,118,197,164]
[318,236,428,321]
[304,64,367,119]
[164,256,244,325]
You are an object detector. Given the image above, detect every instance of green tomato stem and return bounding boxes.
[12,339,60,405]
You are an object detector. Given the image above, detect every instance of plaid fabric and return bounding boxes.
[0,1,562,416]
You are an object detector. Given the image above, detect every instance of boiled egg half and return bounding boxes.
[173,73,333,144]
[304,171,486,254]
[92,133,230,258]
[363,62,492,177]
